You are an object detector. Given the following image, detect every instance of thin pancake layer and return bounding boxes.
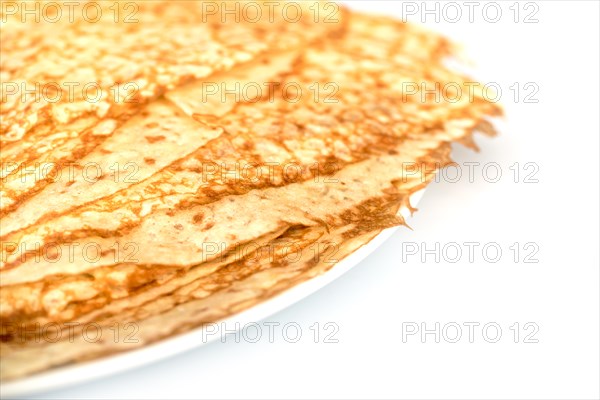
[0,135,453,327]
[0,1,344,214]
[1,13,499,273]
[0,51,300,231]
[0,188,412,380]
[1,0,340,140]
[0,121,490,287]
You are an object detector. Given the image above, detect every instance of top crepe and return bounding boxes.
[0,0,344,215]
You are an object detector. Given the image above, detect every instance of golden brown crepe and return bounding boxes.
[0,0,344,215]
[1,13,497,275]
[0,4,501,382]
[0,188,416,380]
[0,51,301,236]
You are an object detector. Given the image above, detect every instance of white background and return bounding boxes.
[24,1,599,399]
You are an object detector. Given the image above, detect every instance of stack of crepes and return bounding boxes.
[0,1,501,380]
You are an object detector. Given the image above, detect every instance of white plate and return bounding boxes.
[1,189,425,398]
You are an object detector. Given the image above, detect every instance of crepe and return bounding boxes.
[0,7,501,382]
[0,13,499,275]
[0,51,301,234]
[0,135,454,332]
[0,0,344,215]
[1,0,339,139]
[0,188,413,380]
